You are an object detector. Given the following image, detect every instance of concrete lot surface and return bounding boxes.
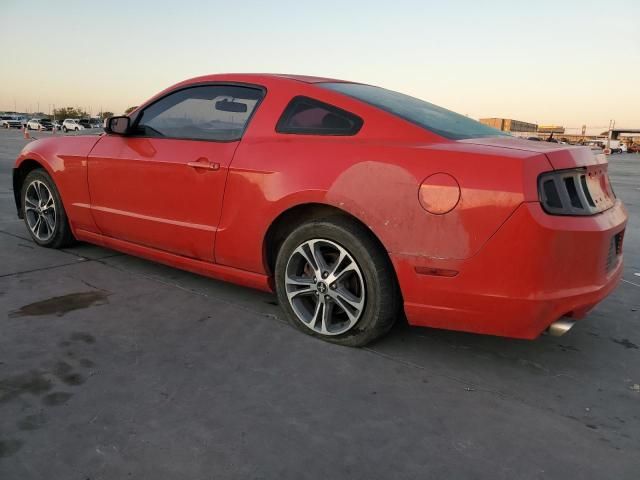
[0,128,639,479]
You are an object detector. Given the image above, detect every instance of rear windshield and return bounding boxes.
[320,82,508,140]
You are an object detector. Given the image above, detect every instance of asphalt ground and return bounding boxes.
[0,127,638,479]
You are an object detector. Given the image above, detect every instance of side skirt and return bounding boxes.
[74,229,273,293]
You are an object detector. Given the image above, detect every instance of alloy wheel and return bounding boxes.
[285,238,366,335]
[24,180,57,242]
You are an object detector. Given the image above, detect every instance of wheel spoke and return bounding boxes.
[332,287,364,321]
[320,300,333,334]
[41,217,50,237]
[25,211,38,227]
[36,182,46,204]
[329,251,358,283]
[327,250,347,277]
[294,244,319,274]
[286,275,314,287]
[308,298,322,328]
[32,216,42,235]
[31,183,41,203]
[309,240,330,274]
[43,212,55,232]
[286,286,316,300]
[43,195,55,210]
[40,184,50,204]
[25,197,38,210]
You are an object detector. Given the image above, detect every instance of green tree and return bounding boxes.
[100,111,114,120]
[53,107,88,120]
[124,106,138,114]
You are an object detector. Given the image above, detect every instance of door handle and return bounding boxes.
[187,160,220,171]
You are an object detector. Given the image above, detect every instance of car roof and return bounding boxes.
[161,73,357,95]
[271,74,346,83]
[131,73,358,116]
[179,73,349,85]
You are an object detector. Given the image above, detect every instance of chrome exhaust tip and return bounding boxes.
[547,320,575,337]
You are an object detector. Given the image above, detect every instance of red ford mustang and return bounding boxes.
[13,74,627,346]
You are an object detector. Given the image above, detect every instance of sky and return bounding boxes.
[1,0,638,133]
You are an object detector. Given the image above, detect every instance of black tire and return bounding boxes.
[275,216,400,347]
[21,169,75,248]
[63,126,67,132]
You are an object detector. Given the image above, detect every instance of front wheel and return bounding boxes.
[275,217,399,347]
[21,169,75,248]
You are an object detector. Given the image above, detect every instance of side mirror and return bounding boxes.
[105,116,131,135]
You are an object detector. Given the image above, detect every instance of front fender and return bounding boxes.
[13,135,103,232]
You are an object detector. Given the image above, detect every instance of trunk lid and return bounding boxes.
[459,136,607,170]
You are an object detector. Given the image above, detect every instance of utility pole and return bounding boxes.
[606,119,615,151]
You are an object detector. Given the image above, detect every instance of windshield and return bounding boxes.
[320,82,508,140]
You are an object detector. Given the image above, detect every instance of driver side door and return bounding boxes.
[87,84,264,261]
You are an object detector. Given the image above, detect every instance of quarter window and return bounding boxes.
[276,96,363,135]
[135,85,263,141]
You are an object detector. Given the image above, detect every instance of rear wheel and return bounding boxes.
[275,217,399,347]
[21,169,74,248]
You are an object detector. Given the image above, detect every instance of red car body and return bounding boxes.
[13,74,627,339]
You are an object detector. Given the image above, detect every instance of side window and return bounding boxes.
[276,96,363,135]
[135,85,263,141]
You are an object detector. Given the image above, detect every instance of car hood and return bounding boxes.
[458,136,606,170]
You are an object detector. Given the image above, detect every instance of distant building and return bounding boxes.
[538,125,565,134]
[479,118,537,133]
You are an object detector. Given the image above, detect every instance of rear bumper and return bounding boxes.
[393,200,627,339]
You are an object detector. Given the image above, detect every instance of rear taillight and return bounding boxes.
[538,167,616,216]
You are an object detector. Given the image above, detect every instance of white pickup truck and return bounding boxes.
[1,115,24,129]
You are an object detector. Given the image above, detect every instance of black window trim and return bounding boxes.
[126,81,267,143]
[276,95,363,136]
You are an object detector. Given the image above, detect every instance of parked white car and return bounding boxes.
[27,118,53,131]
[62,119,85,132]
[605,140,628,154]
